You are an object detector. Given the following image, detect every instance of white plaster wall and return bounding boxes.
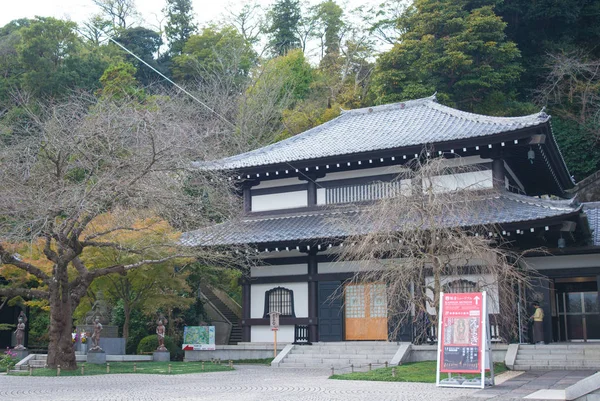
[251,190,307,212]
[251,264,307,277]
[317,188,326,205]
[425,273,500,315]
[319,260,376,273]
[250,282,309,319]
[427,170,492,193]
[523,254,600,270]
[251,325,294,343]
[253,177,304,189]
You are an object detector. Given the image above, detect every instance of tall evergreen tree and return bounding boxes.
[316,0,343,66]
[372,0,524,115]
[164,0,197,56]
[268,0,301,56]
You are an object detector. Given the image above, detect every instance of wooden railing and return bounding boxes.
[293,325,311,345]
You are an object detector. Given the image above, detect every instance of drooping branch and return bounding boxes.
[0,287,49,299]
[0,244,50,281]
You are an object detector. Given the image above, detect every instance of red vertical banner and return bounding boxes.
[439,292,484,373]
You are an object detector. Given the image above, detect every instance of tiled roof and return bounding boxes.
[195,95,549,171]
[181,193,580,247]
[583,202,600,246]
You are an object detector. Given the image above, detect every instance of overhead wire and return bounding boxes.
[89,25,327,189]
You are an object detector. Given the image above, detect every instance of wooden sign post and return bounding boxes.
[269,311,281,358]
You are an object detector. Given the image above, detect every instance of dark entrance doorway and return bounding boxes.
[555,277,600,342]
[318,281,343,342]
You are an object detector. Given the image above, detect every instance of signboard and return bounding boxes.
[436,291,494,389]
[182,326,216,351]
[269,311,280,331]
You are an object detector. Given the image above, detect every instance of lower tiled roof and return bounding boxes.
[181,193,581,247]
[583,202,600,246]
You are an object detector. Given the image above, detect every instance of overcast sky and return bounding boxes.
[0,0,378,30]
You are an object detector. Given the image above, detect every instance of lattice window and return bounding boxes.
[369,284,388,317]
[345,285,365,318]
[263,287,295,318]
[444,279,478,293]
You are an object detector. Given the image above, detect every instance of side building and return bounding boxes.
[183,95,600,345]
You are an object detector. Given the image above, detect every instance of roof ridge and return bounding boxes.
[427,102,549,125]
[341,94,437,115]
[500,192,578,211]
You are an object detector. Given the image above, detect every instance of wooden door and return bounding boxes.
[345,283,388,340]
[318,281,343,342]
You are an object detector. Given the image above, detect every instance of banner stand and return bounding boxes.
[436,291,495,389]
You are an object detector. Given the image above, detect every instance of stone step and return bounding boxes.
[291,347,398,354]
[285,356,392,365]
[516,354,587,361]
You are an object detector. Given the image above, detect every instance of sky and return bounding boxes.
[0,0,379,31]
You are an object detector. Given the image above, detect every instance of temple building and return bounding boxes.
[183,95,600,346]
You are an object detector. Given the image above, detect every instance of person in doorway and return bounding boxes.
[531,302,545,344]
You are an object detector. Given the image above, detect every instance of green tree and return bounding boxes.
[268,0,301,56]
[497,0,600,95]
[97,62,143,100]
[172,25,256,88]
[316,0,344,66]
[164,0,197,56]
[372,0,524,114]
[17,17,84,97]
[114,27,163,85]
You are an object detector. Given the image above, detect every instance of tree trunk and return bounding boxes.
[46,263,77,370]
[47,287,77,370]
[123,303,130,341]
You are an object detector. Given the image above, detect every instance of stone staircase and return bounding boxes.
[514,344,600,371]
[200,284,242,345]
[277,342,400,369]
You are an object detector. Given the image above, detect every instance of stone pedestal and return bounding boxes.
[14,349,29,361]
[87,350,106,364]
[153,351,170,362]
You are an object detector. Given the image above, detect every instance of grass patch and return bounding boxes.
[9,361,234,377]
[330,361,507,383]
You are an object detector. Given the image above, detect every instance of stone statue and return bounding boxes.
[156,317,168,352]
[14,311,27,350]
[85,291,110,325]
[89,317,103,352]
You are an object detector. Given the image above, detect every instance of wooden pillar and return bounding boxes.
[243,186,252,213]
[492,158,505,190]
[241,279,251,342]
[308,251,318,343]
[307,180,317,207]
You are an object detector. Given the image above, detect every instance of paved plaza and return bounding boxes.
[2,365,596,400]
[0,365,476,401]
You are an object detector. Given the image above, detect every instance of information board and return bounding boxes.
[182,326,216,351]
[436,291,494,389]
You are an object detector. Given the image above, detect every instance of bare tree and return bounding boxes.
[337,157,533,343]
[0,92,240,369]
[536,52,600,140]
[92,0,140,33]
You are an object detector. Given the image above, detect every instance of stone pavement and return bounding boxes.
[0,365,476,401]
[467,370,597,400]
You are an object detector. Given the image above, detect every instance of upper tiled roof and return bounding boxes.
[195,95,550,171]
[181,193,579,247]
[583,202,600,246]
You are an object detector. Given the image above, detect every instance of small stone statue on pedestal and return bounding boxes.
[14,311,27,350]
[156,317,168,352]
[89,317,103,352]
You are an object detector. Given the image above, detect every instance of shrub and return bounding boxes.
[136,335,178,360]
[0,349,18,371]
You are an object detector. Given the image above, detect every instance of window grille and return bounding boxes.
[443,279,478,293]
[263,287,295,318]
[326,181,405,205]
